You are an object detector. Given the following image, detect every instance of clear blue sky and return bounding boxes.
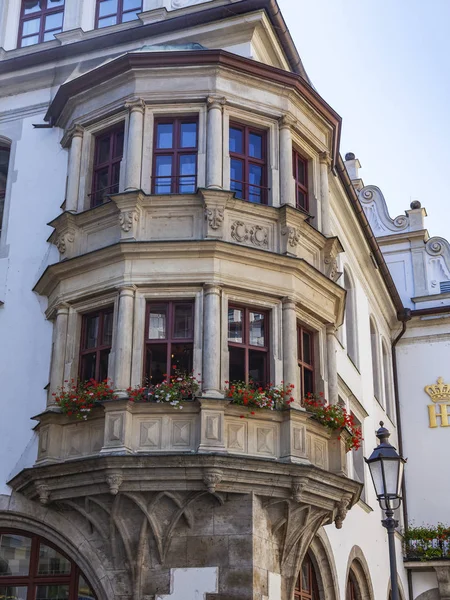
[278,0,450,240]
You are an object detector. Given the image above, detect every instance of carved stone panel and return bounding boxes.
[226,421,247,453]
[139,420,162,449]
[171,420,193,448]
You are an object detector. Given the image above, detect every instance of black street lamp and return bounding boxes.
[365,422,406,600]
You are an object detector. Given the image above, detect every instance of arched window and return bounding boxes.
[0,530,96,599]
[343,269,358,367]
[347,571,360,600]
[369,318,381,402]
[382,340,394,419]
[295,553,320,600]
[0,144,10,235]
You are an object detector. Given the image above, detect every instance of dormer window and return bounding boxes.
[229,123,267,204]
[95,0,143,29]
[19,0,65,47]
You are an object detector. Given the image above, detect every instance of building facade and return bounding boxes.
[0,2,412,600]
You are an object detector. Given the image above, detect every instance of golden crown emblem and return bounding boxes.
[424,377,450,403]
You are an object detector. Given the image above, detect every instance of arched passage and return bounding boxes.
[345,546,375,600]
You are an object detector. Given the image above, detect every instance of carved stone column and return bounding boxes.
[48,304,70,405]
[282,297,300,407]
[65,125,84,212]
[202,284,222,397]
[124,99,145,191]
[279,115,296,207]
[319,151,332,236]
[114,287,135,391]
[206,96,225,189]
[326,324,338,405]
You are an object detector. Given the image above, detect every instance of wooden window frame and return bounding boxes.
[152,117,199,194]
[79,307,114,382]
[18,0,65,48]
[294,553,320,600]
[229,122,268,205]
[90,124,124,207]
[228,305,269,385]
[94,0,142,29]
[0,529,96,599]
[293,148,309,212]
[144,300,195,384]
[297,325,314,398]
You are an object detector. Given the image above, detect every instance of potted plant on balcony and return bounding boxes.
[302,392,363,452]
[127,368,201,409]
[224,381,295,417]
[404,523,450,561]
[53,378,117,420]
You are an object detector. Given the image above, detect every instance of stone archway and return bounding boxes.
[0,492,123,600]
[307,529,340,600]
[415,590,440,600]
[344,546,375,600]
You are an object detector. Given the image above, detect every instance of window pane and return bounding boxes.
[179,155,196,193]
[43,29,61,41]
[38,543,71,575]
[35,585,70,599]
[92,167,110,205]
[248,350,266,386]
[0,586,27,600]
[21,35,39,46]
[85,315,99,349]
[102,312,113,346]
[99,0,118,17]
[96,135,111,165]
[123,0,142,9]
[24,0,43,14]
[78,575,95,600]
[45,12,63,30]
[249,132,262,159]
[148,305,167,339]
[113,130,124,159]
[173,304,193,339]
[297,189,307,210]
[49,0,65,6]
[0,148,9,196]
[229,346,245,382]
[22,17,41,36]
[80,354,96,381]
[121,10,139,22]
[249,312,265,347]
[98,15,117,27]
[0,534,31,576]
[297,156,306,185]
[99,349,110,382]
[301,560,310,591]
[180,123,197,148]
[229,127,243,154]
[249,164,263,203]
[302,331,312,365]
[230,159,243,199]
[303,368,314,396]
[146,343,167,385]
[228,308,243,343]
[171,343,193,374]
[156,123,173,149]
[155,156,172,194]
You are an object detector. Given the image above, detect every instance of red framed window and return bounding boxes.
[229,123,267,204]
[294,554,319,600]
[0,146,10,234]
[95,0,142,28]
[228,306,268,385]
[0,529,96,599]
[79,308,114,382]
[298,325,314,398]
[90,125,124,207]
[152,117,198,194]
[293,149,308,211]
[145,301,194,385]
[18,0,65,48]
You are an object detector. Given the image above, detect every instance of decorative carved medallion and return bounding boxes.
[205,206,224,230]
[231,221,268,248]
[119,210,138,232]
[281,226,301,248]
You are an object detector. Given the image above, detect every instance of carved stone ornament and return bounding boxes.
[231,221,268,248]
[106,472,123,496]
[291,477,307,503]
[279,113,297,129]
[202,468,223,493]
[359,186,409,234]
[281,225,301,248]
[124,98,146,113]
[36,481,50,505]
[119,210,138,232]
[205,206,224,230]
[206,96,226,111]
[323,237,343,282]
[334,496,351,529]
[55,230,75,255]
[319,151,332,167]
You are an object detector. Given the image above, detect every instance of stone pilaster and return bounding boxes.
[319,151,332,236]
[124,99,145,191]
[206,96,225,189]
[279,114,296,207]
[114,287,136,392]
[48,304,70,404]
[282,297,300,407]
[65,125,84,212]
[202,284,223,397]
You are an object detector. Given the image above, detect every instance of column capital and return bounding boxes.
[124,98,146,113]
[55,303,70,316]
[326,323,338,336]
[61,124,84,148]
[203,283,222,296]
[279,113,296,130]
[207,96,226,111]
[282,296,296,309]
[117,285,137,297]
[319,150,332,167]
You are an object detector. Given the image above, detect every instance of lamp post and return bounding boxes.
[365,422,406,600]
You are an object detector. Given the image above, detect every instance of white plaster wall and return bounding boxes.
[156,567,218,599]
[0,113,64,494]
[412,571,438,598]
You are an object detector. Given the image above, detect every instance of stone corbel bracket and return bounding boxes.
[278,204,309,258]
[200,188,235,239]
[35,480,50,505]
[333,493,353,529]
[323,236,344,282]
[111,191,145,240]
[202,468,223,493]
[47,212,78,258]
[106,471,123,495]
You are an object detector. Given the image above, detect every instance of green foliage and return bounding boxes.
[404,523,450,560]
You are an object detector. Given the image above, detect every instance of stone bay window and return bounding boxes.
[79,307,113,382]
[145,301,194,384]
[95,0,142,29]
[229,123,267,204]
[19,0,65,48]
[228,306,268,385]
